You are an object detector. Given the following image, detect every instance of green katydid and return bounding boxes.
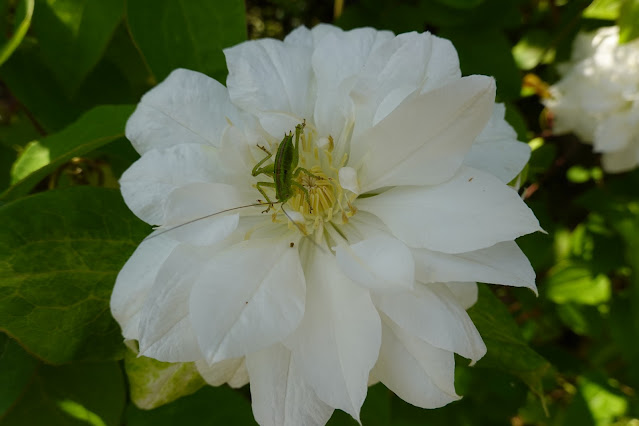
[145,121,320,241]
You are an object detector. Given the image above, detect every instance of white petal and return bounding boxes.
[286,250,381,421]
[594,112,634,153]
[119,144,228,225]
[375,283,486,362]
[195,357,245,386]
[311,28,382,140]
[464,104,531,183]
[137,244,211,362]
[228,360,249,388]
[247,343,333,426]
[445,282,479,310]
[190,238,306,364]
[125,69,243,154]
[336,235,414,292]
[283,25,313,48]
[356,167,542,253]
[160,183,254,245]
[601,147,639,173]
[412,241,537,294]
[110,235,179,340]
[372,315,460,409]
[352,76,496,192]
[224,39,313,117]
[351,32,459,140]
[338,167,360,194]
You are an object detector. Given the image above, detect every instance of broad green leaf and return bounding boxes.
[0,0,34,66]
[125,385,256,426]
[30,0,124,96]
[126,0,246,83]
[0,187,149,364]
[545,263,611,305]
[2,104,134,201]
[438,27,521,100]
[124,348,205,410]
[0,334,38,417]
[0,362,125,426]
[468,285,552,399]
[619,0,639,43]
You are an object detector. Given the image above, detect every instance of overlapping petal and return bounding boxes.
[247,343,334,426]
[357,167,542,253]
[125,69,243,154]
[286,249,381,420]
[351,76,496,191]
[190,238,306,364]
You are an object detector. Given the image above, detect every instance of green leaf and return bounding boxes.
[545,263,611,305]
[0,186,149,364]
[438,27,521,100]
[126,0,246,83]
[583,0,622,20]
[434,0,484,9]
[618,0,639,43]
[124,348,205,410]
[512,30,554,70]
[0,334,38,417]
[2,104,134,201]
[0,0,34,66]
[0,361,125,426]
[468,285,552,400]
[125,385,256,426]
[30,0,124,96]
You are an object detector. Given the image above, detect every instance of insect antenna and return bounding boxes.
[143,202,267,241]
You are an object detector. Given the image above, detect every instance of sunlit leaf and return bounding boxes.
[2,105,133,201]
[0,0,34,66]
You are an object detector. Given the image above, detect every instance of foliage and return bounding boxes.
[0,0,638,424]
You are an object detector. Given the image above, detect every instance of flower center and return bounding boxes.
[259,123,357,237]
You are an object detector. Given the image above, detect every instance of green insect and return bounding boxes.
[252,121,317,213]
[146,121,317,240]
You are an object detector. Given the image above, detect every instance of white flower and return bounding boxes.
[544,26,639,172]
[111,24,540,425]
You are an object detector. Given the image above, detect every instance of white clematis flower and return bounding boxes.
[544,26,639,172]
[111,24,540,425]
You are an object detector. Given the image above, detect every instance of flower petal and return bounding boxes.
[125,69,243,155]
[375,283,486,362]
[601,147,639,173]
[464,104,531,183]
[190,238,306,364]
[335,234,415,292]
[412,241,537,294]
[445,282,479,310]
[352,75,496,191]
[247,343,334,426]
[160,182,255,246]
[195,357,245,387]
[356,166,542,253]
[224,39,313,117]
[137,244,212,362]
[286,249,381,421]
[110,235,179,340]
[120,144,228,225]
[372,314,460,409]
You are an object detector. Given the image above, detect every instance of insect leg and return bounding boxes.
[252,146,274,177]
[255,181,276,212]
[291,180,314,212]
